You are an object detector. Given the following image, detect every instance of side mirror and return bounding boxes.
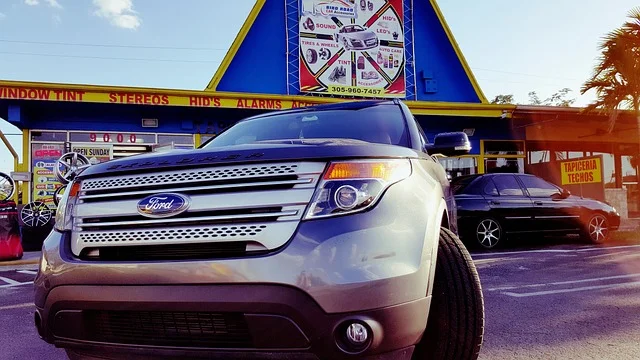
[425,132,471,157]
[552,188,571,200]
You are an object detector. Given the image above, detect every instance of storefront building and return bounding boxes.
[0,0,637,219]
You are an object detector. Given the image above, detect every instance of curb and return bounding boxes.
[0,258,40,266]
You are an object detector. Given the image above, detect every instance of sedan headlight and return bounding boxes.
[304,159,411,219]
[55,181,81,232]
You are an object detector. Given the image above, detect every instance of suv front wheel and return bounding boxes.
[414,228,485,360]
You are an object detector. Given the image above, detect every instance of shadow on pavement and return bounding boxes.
[475,237,640,358]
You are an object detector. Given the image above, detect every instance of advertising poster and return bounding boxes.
[299,0,406,98]
[31,143,64,208]
[70,143,113,165]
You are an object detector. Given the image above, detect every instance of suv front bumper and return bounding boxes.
[35,177,443,359]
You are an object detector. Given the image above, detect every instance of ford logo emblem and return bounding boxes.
[137,193,191,218]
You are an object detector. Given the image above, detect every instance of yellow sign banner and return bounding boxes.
[0,86,321,110]
[560,157,602,185]
[326,85,389,97]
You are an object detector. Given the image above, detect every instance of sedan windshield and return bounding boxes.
[203,104,409,148]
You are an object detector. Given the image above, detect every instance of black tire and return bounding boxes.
[581,213,610,244]
[475,217,503,250]
[414,228,485,360]
[305,49,318,64]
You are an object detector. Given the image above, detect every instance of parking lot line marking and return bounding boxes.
[502,281,640,297]
[17,270,38,275]
[472,244,640,258]
[0,276,20,285]
[487,273,640,291]
[0,281,33,289]
[0,303,33,311]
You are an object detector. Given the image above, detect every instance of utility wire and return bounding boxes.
[0,51,221,63]
[0,39,227,51]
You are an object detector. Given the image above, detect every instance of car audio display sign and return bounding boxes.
[298,0,406,98]
[31,143,64,208]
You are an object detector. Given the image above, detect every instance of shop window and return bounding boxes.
[69,131,156,144]
[593,152,616,186]
[483,141,524,156]
[158,134,194,146]
[31,131,67,142]
[520,176,560,197]
[622,155,638,180]
[493,175,524,196]
[485,158,524,174]
[529,150,550,164]
[199,135,215,146]
[622,155,639,216]
[440,157,478,179]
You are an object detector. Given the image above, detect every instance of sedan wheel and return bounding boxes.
[476,219,502,249]
[585,214,609,243]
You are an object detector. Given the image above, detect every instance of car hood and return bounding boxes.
[346,31,376,40]
[78,139,422,178]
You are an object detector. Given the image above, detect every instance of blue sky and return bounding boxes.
[0,0,638,173]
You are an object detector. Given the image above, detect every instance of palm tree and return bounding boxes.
[581,7,640,133]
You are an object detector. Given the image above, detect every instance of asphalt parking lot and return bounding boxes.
[1,238,639,360]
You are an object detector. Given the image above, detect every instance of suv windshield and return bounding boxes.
[204,104,410,148]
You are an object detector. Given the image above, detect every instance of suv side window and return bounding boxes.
[519,176,561,197]
[493,175,524,196]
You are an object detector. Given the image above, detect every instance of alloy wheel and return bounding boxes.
[588,214,608,243]
[477,219,501,249]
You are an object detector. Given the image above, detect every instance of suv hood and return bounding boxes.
[79,139,422,178]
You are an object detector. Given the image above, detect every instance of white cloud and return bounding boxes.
[92,0,141,30]
[0,12,6,20]
[24,0,62,8]
[45,0,62,9]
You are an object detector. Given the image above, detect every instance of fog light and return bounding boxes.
[346,322,369,345]
[335,185,358,210]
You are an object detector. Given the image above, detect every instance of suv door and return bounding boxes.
[484,174,535,233]
[517,175,581,231]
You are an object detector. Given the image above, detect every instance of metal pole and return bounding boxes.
[0,129,20,202]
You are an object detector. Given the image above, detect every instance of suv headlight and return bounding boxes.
[304,159,411,219]
[55,181,81,232]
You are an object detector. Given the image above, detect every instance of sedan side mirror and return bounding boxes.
[425,132,471,157]
[552,188,571,200]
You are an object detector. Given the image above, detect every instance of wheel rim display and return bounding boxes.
[20,201,53,227]
[55,152,92,184]
[53,185,67,207]
[0,172,15,201]
[477,219,501,249]
[588,215,608,242]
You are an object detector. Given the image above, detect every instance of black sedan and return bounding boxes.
[452,173,621,249]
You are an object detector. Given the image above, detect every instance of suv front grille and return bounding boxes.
[71,162,326,258]
[83,242,252,261]
[83,310,253,348]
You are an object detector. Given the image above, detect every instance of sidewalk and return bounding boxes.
[0,251,41,266]
[619,218,640,232]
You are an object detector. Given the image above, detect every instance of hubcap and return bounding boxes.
[477,219,501,248]
[589,215,608,242]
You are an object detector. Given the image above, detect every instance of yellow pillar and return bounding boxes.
[21,129,29,204]
[478,140,485,174]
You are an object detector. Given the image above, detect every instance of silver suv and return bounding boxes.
[35,100,484,360]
